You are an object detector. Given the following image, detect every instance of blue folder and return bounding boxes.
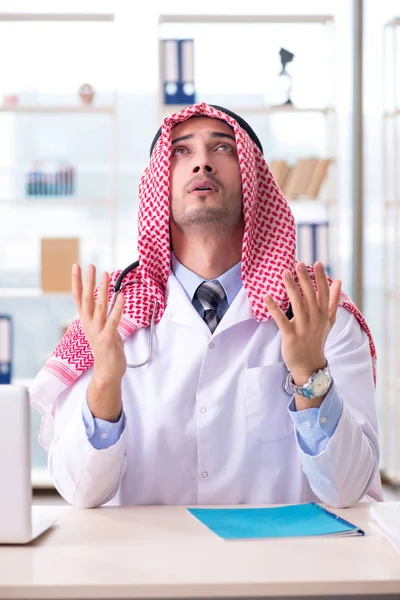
[0,315,12,385]
[187,503,364,540]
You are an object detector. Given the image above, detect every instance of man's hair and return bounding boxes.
[149,105,264,156]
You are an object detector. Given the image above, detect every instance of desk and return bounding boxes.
[0,503,399,599]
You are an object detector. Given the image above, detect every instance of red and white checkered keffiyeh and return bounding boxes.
[30,102,377,450]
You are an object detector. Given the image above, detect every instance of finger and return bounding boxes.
[71,264,83,315]
[314,261,330,316]
[105,293,125,331]
[93,272,110,330]
[328,280,342,327]
[264,294,292,335]
[282,269,308,326]
[82,264,96,320]
[296,262,319,314]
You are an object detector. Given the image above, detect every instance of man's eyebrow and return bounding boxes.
[210,131,236,143]
[171,134,194,145]
[171,131,236,145]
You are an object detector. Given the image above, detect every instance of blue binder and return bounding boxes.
[0,315,12,384]
[162,39,196,105]
[297,221,331,276]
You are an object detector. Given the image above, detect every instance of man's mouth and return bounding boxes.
[189,180,219,193]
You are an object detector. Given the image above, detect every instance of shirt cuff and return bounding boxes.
[287,382,343,456]
[82,395,125,450]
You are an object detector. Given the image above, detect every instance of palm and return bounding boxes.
[264,261,342,382]
[72,264,127,381]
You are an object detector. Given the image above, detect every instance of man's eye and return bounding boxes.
[216,144,232,152]
[172,146,187,155]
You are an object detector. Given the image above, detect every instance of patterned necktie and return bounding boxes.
[195,280,226,333]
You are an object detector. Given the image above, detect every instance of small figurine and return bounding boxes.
[278,48,295,106]
[3,94,19,108]
[78,83,95,106]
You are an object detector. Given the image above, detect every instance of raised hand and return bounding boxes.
[72,264,126,421]
[264,261,342,389]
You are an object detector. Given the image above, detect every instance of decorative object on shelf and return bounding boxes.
[268,47,295,107]
[41,238,80,293]
[25,162,75,197]
[162,39,196,105]
[3,94,19,108]
[78,82,95,105]
[270,157,332,200]
[0,315,12,385]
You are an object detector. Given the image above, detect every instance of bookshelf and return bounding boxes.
[0,12,118,489]
[158,14,334,24]
[0,13,119,283]
[381,17,400,485]
[159,104,335,118]
[0,288,71,298]
[0,105,116,114]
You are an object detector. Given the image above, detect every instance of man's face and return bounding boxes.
[169,117,243,236]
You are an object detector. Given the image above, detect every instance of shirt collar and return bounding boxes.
[171,252,242,306]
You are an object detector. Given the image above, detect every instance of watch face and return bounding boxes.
[311,371,331,397]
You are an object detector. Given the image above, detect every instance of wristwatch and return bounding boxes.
[284,364,333,399]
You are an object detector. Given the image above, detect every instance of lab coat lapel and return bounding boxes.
[214,286,255,336]
[164,272,207,331]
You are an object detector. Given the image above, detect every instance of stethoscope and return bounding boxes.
[106,260,158,368]
[106,259,294,369]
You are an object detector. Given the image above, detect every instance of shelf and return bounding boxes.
[384,110,400,117]
[32,468,54,490]
[384,291,400,300]
[161,104,335,116]
[227,105,334,115]
[159,14,334,24]
[0,105,116,114]
[0,197,113,207]
[385,17,400,27]
[0,288,72,298]
[0,13,114,22]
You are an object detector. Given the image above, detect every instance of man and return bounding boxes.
[30,103,382,508]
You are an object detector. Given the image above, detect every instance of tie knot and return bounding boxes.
[195,280,226,313]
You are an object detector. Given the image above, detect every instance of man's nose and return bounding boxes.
[193,164,213,174]
[190,145,215,174]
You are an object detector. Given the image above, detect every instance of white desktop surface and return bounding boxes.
[0,503,399,599]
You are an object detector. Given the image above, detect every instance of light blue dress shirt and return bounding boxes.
[82,254,342,454]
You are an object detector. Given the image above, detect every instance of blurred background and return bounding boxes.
[0,0,399,499]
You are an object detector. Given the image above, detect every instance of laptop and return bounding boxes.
[0,384,55,544]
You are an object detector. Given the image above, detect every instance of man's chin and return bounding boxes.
[183,206,226,223]
[171,206,242,233]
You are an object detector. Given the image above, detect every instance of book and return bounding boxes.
[370,502,400,553]
[305,158,332,198]
[187,503,364,540]
[0,315,12,384]
[282,159,317,199]
[41,237,80,293]
[162,39,196,105]
[297,221,330,266]
[269,160,290,189]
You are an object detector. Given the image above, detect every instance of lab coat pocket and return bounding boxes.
[244,363,294,443]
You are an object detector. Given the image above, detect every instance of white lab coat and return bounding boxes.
[49,272,383,508]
